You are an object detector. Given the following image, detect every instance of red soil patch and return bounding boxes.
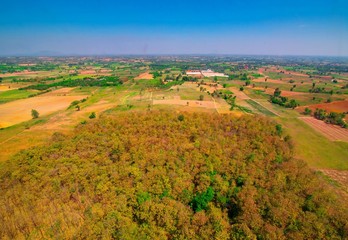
[79,70,96,74]
[252,87,307,97]
[135,72,153,80]
[299,117,348,142]
[298,100,348,114]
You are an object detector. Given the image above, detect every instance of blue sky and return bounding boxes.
[0,0,347,56]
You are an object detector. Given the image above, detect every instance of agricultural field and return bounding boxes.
[0,55,348,239]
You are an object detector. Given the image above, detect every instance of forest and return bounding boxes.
[0,111,347,239]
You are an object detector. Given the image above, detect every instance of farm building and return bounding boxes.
[201,69,228,77]
[186,70,203,78]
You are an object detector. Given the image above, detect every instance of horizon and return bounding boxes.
[1,0,347,56]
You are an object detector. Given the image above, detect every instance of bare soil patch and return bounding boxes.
[135,72,153,80]
[298,100,348,113]
[299,117,348,142]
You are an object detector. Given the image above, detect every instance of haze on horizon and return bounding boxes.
[0,0,347,56]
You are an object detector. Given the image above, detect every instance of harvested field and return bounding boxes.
[263,87,308,97]
[229,87,250,100]
[0,95,87,128]
[186,82,222,93]
[41,87,75,96]
[0,85,12,91]
[298,100,348,114]
[135,72,153,80]
[153,96,216,109]
[79,70,96,74]
[299,117,348,142]
[319,169,348,200]
[253,78,284,84]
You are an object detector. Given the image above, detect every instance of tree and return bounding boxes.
[240,86,244,91]
[178,115,184,121]
[274,88,281,97]
[31,109,39,119]
[275,124,283,136]
[199,95,204,101]
[304,108,312,115]
[89,112,96,119]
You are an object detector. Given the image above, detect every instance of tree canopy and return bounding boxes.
[0,111,347,239]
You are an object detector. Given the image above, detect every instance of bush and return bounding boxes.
[31,109,39,119]
[89,112,96,119]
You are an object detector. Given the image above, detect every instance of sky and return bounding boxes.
[0,0,347,56]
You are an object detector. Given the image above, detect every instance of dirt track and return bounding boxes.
[299,117,348,142]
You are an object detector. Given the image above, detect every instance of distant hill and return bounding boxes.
[0,111,347,239]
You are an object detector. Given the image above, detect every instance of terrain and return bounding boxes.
[0,55,347,239]
[1,111,347,239]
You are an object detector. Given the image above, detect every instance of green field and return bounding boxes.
[245,99,277,116]
[0,89,37,104]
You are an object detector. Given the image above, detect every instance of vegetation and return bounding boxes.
[21,76,122,91]
[31,109,39,119]
[270,88,299,109]
[0,111,347,239]
[313,109,347,128]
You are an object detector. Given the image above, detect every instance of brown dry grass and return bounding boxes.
[0,85,12,91]
[0,95,87,128]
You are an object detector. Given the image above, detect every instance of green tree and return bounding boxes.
[274,88,281,97]
[304,107,312,115]
[199,95,204,101]
[89,112,96,119]
[31,109,39,119]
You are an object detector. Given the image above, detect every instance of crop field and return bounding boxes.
[298,100,348,114]
[0,89,38,104]
[299,117,348,142]
[245,99,277,116]
[0,95,87,128]
[0,56,347,173]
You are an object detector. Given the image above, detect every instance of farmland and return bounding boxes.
[0,55,348,238]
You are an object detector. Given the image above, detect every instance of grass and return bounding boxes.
[279,116,348,170]
[245,99,277,116]
[0,89,37,104]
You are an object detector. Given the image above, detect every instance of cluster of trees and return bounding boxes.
[228,73,249,81]
[0,111,347,239]
[21,76,123,91]
[269,88,299,109]
[313,108,347,128]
